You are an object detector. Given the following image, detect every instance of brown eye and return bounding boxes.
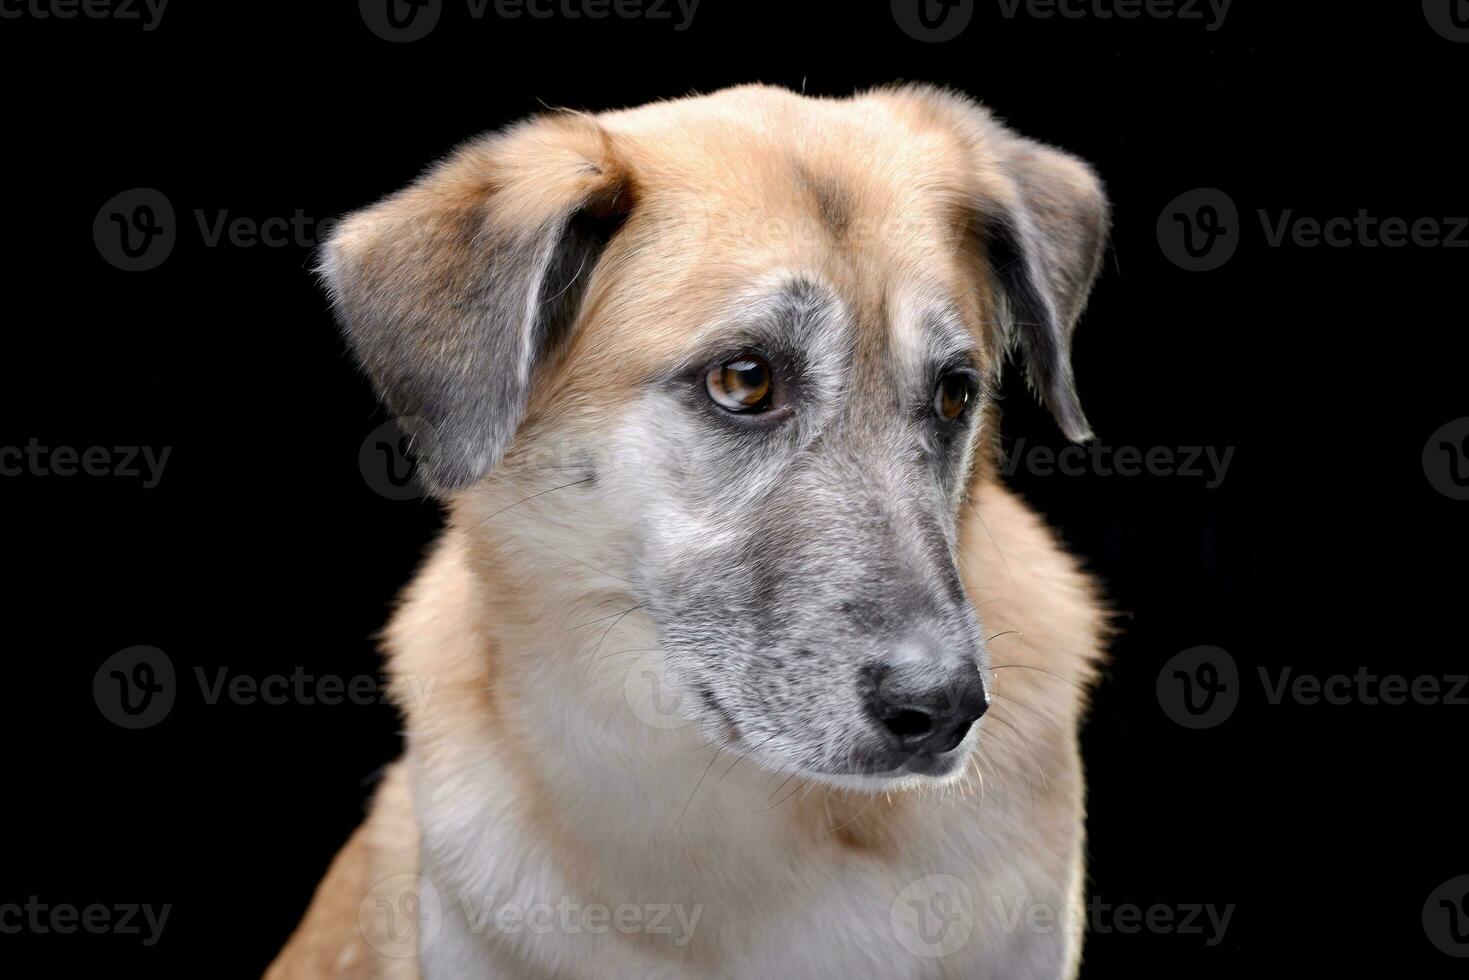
[933,373,971,423]
[706,355,772,413]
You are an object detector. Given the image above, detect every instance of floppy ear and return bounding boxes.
[889,86,1110,441]
[320,114,632,495]
[973,132,1109,442]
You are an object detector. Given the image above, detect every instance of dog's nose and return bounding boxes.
[864,662,989,757]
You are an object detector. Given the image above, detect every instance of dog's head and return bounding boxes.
[323,85,1107,787]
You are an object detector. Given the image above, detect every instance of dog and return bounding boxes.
[267,83,1110,979]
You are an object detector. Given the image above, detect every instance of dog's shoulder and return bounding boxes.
[265,762,420,980]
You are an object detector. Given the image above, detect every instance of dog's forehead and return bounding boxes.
[577,92,988,385]
[605,86,973,254]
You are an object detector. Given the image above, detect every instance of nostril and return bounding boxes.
[880,708,933,740]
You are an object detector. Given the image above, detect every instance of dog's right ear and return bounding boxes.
[320,115,633,495]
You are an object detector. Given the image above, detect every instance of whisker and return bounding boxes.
[578,602,648,692]
[987,662,1093,697]
[548,602,642,637]
[670,746,722,831]
[718,730,782,784]
[825,788,880,837]
[988,692,1069,740]
[459,475,593,536]
[984,711,1048,793]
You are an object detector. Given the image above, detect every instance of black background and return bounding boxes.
[3,0,1466,976]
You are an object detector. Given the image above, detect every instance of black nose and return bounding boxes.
[864,663,989,757]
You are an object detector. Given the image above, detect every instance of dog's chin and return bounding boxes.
[800,743,978,794]
[709,719,978,795]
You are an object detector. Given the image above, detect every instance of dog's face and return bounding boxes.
[323,85,1107,787]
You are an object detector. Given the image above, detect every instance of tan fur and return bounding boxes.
[271,84,1108,979]
[267,765,419,979]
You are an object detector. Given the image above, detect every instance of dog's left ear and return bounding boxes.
[973,130,1109,442]
[888,87,1110,441]
[319,114,633,494]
